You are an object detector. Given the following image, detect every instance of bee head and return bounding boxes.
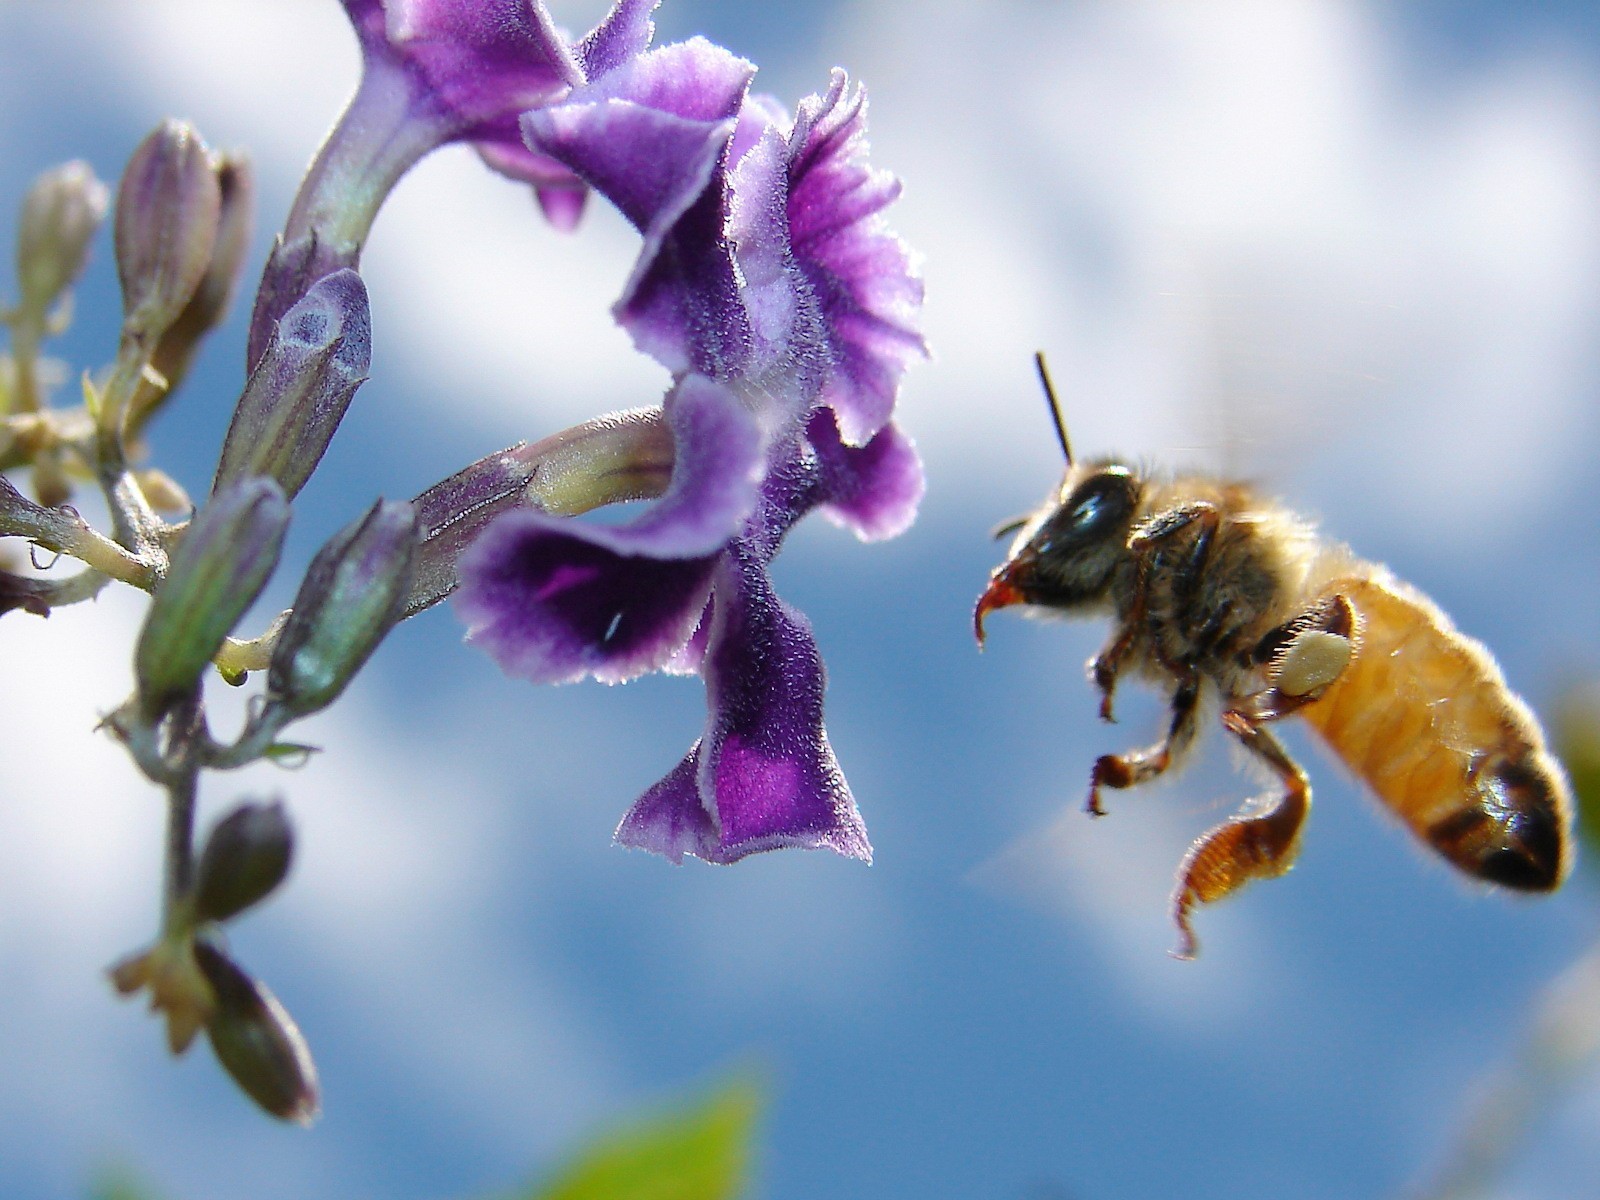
[974,462,1142,643]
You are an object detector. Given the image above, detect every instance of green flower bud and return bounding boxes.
[193,801,293,924]
[114,120,222,343]
[268,499,417,716]
[135,477,288,718]
[212,269,370,499]
[15,160,109,318]
[193,940,319,1125]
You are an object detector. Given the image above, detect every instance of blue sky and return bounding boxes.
[1,2,1598,1198]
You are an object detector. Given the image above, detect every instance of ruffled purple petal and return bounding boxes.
[454,375,762,684]
[786,72,926,446]
[524,39,755,376]
[726,126,828,411]
[806,409,924,542]
[698,552,870,862]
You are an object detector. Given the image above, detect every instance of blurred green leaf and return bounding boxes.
[523,1077,762,1200]
[1556,691,1600,877]
[89,1167,164,1200]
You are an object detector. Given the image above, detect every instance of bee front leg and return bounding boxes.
[1089,626,1137,723]
[1086,674,1200,817]
[1170,723,1310,959]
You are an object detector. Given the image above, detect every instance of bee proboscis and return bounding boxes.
[975,354,1573,958]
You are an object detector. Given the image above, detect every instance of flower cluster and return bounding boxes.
[453,29,926,864]
[0,0,922,1120]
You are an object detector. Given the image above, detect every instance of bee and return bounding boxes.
[975,354,1574,958]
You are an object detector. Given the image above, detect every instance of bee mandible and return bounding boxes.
[974,354,1573,958]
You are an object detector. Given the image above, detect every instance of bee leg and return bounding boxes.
[1170,723,1310,959]
[1086,674,1200,816]
[1224,594,1356,730]
[1089,627,1137,723]
[1093,503,1220,723]
[1127,501,1221,558]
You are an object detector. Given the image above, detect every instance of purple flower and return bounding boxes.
[456,40,926,864]
[250,0,659,364]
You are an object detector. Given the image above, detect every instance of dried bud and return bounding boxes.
[213,270,370,499]
[108,938,215,1055]
[114,120,222,343]
[129,153,255,432]
[193,801,294,924]
[268,500,417,716]
[193,940,319,1125]
[135,477,288,718]
[15,160,109,318]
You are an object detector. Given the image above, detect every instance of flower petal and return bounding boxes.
[806,409,924,542]
[614,744,719,864]
[523,39,755,375]
[456,517,718,684]
[454,375,763,684]
[695,551,871,863]
[376,0,582,127]
[786,72,926,445]
[575,0,659,80]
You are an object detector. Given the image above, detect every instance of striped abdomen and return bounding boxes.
[1295,573,1573,890]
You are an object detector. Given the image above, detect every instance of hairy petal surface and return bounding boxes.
[616,550,870,864]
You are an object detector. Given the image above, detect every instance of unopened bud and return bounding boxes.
[193,940,319,1125]
[134,467,191,513]
[213,270,370,499]
[268,500,417,716]
[15,160,109,318]
[129,154,254,432]
[135,477,288,718]
[193,801,293,924]
[114,120,222,343]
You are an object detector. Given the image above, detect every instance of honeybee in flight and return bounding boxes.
[975,354,1573,958]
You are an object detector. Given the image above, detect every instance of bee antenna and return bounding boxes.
[1034,351,1073,466]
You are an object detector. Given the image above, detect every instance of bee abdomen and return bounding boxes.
[1294,573,1573,891]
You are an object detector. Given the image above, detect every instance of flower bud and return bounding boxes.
[15,160,109,318]
[129,153,254,433]
[268,500,417,716]
[193,940,319,1125]
[114,120,222,343]
[213,270,370,499]
[135,477,288,718]
[193,801,294,924]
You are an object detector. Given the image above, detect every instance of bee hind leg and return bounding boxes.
[1170,723,1310,960]
[1086,674,1200,817]
[1224,594,1356,731]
